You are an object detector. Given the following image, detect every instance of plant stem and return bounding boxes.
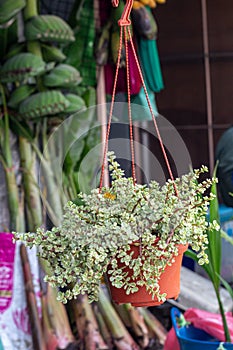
[139,308,167,346]
[20,244,47,350]
[93,303,114,349]
[0,83,21,231]
[214,286,231,343]
[72,294,108,350]
[18,0,45,231]
[19,136,43,231]
[97,287,139,350]
[23,0,43,68]
[5,170,20,231]
[41,292,59,350]
[23,0,38,20]
[22,3,64,226]
[123,304,149,349]
[46,285,76,349]
[0,87,11,167]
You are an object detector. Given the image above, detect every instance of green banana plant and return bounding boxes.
[64,0,96,87]
[0,0,88,230]
[0,83,24,232]
[0,0,26,27]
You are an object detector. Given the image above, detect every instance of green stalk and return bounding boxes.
[39,259,76,348]
[97,288,139,350]
[18,194,26,233]
[139,308,167,346]
[123,304,149,349]
[20,244,47,350]
[24,0,43,73]
[72,294,108,350]
[5,171,20,231]
[28,140,62,226]
[22,1,64,227]
[15,0,45,232]
[0,84,21,231]
[46,285,76,349]
[40,122,63,224]
[93,304,114,349]
[0,86,11,166]
[209,166,231,342]
[19,136,43,231]
[40,157,63,226]
[214,286,231,343]
[23,0,38,20]
[41,292,59,350]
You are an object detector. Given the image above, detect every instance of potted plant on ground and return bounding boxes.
[15,151,218,307]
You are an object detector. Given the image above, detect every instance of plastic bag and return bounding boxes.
[184,308,233,342]
[0,232,41,350]
[164,307,233,350]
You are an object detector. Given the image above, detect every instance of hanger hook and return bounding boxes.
[111,0,133,26]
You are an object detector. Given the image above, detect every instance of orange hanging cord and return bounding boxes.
[99,0,178,196]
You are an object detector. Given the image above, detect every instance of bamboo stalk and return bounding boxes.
[19,136,43,231]
[97,288,139,350]
[28,141,63,226]
[72,294,108,350]
[113,304,132,328]
[29,135,63,226]
[41,291,58,350]
[123,304,149,349]
[18,191,26,233]
[4,170,20,231]
[139,308,167,346]
[46,284,76,349]
[24,0,38,21]
[39,259,77,349]
[39,156,63,226]
[93,303,114,350]
[20,244,46,350]
[0,83,21,231]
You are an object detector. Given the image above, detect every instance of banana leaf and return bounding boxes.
[9,117,34,142]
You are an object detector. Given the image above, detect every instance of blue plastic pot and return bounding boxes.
[171,307,233,350]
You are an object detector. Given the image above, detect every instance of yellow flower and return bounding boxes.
[103,192,116,200]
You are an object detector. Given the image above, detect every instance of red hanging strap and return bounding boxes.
[124,25,137,185]
[100,0,178,196]
[99,25,124,191]
[126,26,178,196]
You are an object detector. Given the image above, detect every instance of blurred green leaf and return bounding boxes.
[218,274,233,301]
[208,163,221,289]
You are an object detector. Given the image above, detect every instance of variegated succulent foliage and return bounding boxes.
[16,152,219,303]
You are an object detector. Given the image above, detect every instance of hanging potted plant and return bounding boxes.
[14,0,217,308]
[15,151,217,307]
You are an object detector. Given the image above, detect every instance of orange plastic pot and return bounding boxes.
[107,242,188,307]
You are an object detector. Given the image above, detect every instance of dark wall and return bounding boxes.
[154,0,233,170]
